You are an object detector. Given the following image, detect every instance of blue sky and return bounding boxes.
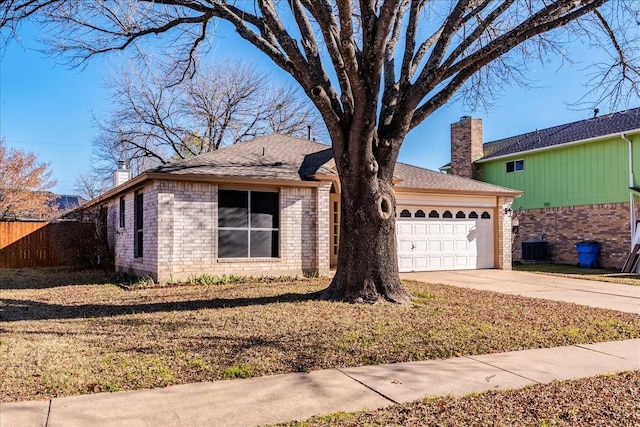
[1,22,638,195]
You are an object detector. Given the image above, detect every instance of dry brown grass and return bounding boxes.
[276,371,640,427]
[1,268,639,402]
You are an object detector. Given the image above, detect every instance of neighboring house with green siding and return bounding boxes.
[443,107,640,268]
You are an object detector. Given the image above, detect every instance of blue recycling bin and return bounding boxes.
[575,241,599,268]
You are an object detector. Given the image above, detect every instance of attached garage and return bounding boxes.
[390,162,521,272]
[396,207,494,272]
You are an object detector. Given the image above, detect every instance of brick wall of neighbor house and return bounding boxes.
[497,197,514,270]
[512,202,631,268]
[152,180,331,282]
[450,116,483,179]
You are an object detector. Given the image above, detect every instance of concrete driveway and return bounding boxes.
[401,269,640,314]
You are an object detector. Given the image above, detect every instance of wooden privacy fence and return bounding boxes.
[0,221,99,268]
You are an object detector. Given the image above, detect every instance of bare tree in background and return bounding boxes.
[90,60,326,183]
[2,1,638,303]
[73,172,108,201]
[0,139,57,221]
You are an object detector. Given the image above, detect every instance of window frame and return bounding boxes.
[217,189,280,259]
[133,191,143,258]
[119,196,125,228]
[506,159,525,173]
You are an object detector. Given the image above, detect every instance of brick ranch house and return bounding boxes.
[82,134,520,281]
[443,107,640,268]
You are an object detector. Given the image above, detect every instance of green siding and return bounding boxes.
[481,134,640,210]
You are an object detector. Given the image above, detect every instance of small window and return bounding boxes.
[443,210,453,219]
[456,211,466,219]
[506,159,525,173]
[415,209,425,218]
[481,211,491,219]
[119,197,125,228]
[400,209,412,218]
[469,211,479,219]
[428,210,439,218]
[134,191,143,258]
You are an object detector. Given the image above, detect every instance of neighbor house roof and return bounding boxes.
[481,107,640,160]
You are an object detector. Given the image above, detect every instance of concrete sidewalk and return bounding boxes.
[401,269,640,314]
[2,339,639,427]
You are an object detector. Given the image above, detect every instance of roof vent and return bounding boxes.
[460,115,471,121]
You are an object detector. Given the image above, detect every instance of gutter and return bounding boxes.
[623,133,636,249]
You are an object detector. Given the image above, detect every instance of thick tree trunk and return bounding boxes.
[320,136,410,304]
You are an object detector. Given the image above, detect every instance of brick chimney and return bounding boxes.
[450,116,483,179]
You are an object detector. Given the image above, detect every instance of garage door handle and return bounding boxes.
[411,244,415,250]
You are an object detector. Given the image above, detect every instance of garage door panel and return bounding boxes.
[398,257,413,271]
[428,241,441,251]
[442,223,454,234]
[426,223,440,233]
[397,223,413,234]
[442,240,455,251]
[428,257,442,269]
[414,241,427,251]
[454,224,468,235]
[414,257,428,270]
[395,208,495,272]
[441,256,455,268]
[414,223,428,234]
[455,240,468,251]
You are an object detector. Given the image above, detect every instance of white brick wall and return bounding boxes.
[107,182,159,279]
[105,180,333,282]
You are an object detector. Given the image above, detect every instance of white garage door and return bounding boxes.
[396,208,494,272]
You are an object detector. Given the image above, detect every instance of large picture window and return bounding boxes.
[218,189,279,258]
[134,191,143,258]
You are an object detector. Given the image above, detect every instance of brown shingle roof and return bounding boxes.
[393,162,518,194]
[152,134,332,181]
[149,134,518,195]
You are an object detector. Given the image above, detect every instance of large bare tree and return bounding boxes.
[92,60,325,180]
[2,1,638,303]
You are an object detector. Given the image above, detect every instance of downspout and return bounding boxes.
[623,133,635,248]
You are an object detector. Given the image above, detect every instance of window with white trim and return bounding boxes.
[218,189,280,258]
[506,159,525,173]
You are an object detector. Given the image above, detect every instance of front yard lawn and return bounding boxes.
[1,268,639,402]
[513,262,640,286]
